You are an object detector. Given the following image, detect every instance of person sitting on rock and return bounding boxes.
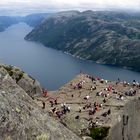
[67,106,71,112]
[84,95,90,100]
[120,95,124,100]
[123,81,127,87]
[89,107,96,115]
[133,80,136,86]
[56,110,62,119]
[100,79,104,83]
[91,76,95,82]
[107,109,111,115]
[103,98,107,103]
[79,106,82,113]
[52,107,56,113]
[49,100,54,107]
[87,103,92,108]
[77,83,82,89]
[42,89,48,97]
[75,115,80,119]
[54,99,58,105]
[102,112,108,117]
[90,86,96,91]
[107,85,112,92]
[95,105,99,111]
[89,110,93,115]
[94,102,97,107]
[136,82,140,88]
[96,77,101,81]
[99,103,103,107]
[42,101,45,109]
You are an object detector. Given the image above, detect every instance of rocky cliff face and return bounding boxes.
[0,64,82,140]
[108,98,140,140]
[25,11,140,72]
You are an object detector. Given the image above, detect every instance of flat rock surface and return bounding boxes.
[36,73,140,138]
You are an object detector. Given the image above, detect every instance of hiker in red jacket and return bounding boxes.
[43,89,48,97]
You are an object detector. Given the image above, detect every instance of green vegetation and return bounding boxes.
[3,65,24,82]
[89,127,110,140]
[36,134,50,140]
[15,73,23,83]
[23,13,51,27]
[25,11,140,72]
[3,65,13,76]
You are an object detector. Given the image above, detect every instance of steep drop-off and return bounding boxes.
[0,64,82,140]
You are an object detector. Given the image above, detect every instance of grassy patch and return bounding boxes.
[36,134,50,140]
[16,73,24,83]
[89,127,110,140]
[3,66,13,76]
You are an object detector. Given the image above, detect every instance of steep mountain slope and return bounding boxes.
[23,13,52,27]
[0,64,81,140]
[0,13,52,32]
[0,16,20,31]
[25,11,140,72]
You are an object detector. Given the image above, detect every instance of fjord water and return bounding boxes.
[0,23,140,90]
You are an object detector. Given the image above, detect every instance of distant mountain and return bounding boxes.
[25,11,140,72]
[0,13,52,32]
[0,16,20,32]
[23,13,53,27]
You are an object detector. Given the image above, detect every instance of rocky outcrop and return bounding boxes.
[1,63,140,140]
[0,64,82,140]
[25,11,140,72]
[108,97,140,140]
[38,74,140,140]
[1,64,42,98]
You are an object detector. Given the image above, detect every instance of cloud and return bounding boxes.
[0,0,140,15]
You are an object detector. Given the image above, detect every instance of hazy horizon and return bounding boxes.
[0,0,140,16]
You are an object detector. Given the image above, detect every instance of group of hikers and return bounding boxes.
[48,102,71,119]
[41,73,139,125]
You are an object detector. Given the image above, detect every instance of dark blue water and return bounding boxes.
[0,23,140,90]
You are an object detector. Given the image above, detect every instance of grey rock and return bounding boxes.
[0,64,82,140]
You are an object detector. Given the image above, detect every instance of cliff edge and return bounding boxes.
[36,73,140,140]
[0,64,82,140]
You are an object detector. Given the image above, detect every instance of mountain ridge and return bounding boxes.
[0,13,52,32]
[25,10,140,72]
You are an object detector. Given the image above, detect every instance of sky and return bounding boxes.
[0,0,140,15]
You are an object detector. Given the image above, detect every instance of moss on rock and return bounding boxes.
[36,134,50,140]
[15,73,24,83]
[89,127,110,140]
